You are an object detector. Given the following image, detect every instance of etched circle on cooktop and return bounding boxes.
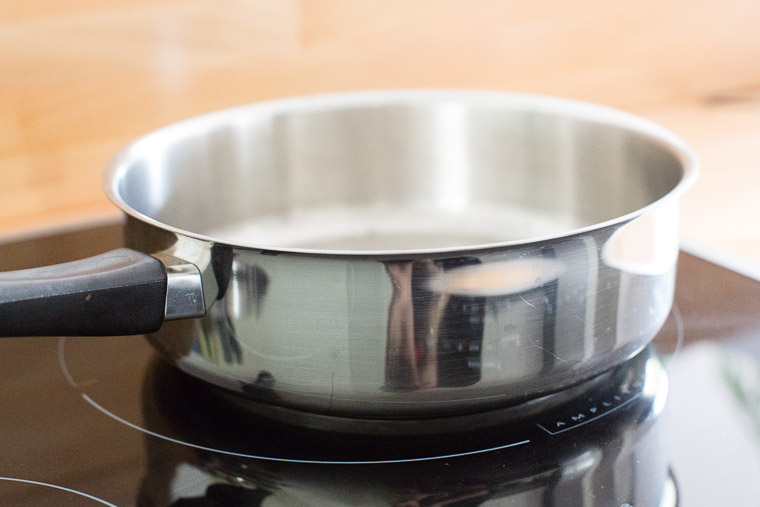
[57,336,538,464]
[0,477,117,506]
[58,309,675,466]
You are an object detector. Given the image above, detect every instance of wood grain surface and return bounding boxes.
[2,0,760,260]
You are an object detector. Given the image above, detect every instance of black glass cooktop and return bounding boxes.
[2,225,760,506]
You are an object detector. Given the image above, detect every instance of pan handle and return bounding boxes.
[0,248,204,337]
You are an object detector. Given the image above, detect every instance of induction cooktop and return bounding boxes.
[1,224,760,506]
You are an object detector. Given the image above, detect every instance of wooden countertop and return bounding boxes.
[2,0,760,261]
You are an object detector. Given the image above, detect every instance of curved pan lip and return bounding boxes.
[103,89,698,258]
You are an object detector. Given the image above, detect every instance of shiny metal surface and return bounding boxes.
[154,253,206,321]
[104,90,697,417]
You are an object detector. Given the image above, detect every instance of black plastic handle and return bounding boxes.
[0,248,167,337]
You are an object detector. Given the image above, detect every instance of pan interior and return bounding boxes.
[209,203,581,251]
[111,93,687,254]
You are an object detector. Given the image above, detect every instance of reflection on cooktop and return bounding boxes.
[135,346,668,505]
[54,330,673,505]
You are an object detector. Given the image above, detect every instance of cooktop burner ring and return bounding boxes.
[57,332,665,468]
[58,335,539,464]
[84,389,531,464]
[0,477,118,506]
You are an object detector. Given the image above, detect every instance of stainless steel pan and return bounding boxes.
[0,91,697,418]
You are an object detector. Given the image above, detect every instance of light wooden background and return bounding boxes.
[2,0,760,261]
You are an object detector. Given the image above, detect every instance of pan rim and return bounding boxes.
[103,89,698,257]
